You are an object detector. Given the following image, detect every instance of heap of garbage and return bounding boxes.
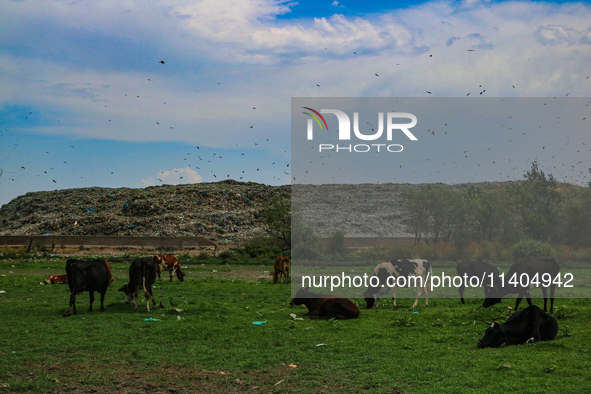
[0,180,290,244]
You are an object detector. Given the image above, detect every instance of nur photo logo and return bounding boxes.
[303,107,418,153]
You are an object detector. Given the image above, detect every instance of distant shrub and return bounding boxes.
[217,250,233,259]
[512,239,555,259]
[325,230,347,258]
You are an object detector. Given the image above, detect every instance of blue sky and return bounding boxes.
[1,0,590,206]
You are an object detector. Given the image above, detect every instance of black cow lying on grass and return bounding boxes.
[478,305,558,348]
[290,287,360,320]
[64,259,113,317]
[119,257,157,312]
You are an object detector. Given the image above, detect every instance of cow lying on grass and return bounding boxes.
[478,305,558,348]
[64,259,113,317]
[273,256,290,284]
[45,274,68,284]
[119,257,157,312]
[290,287,360,320]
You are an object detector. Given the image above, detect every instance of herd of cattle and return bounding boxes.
[53,255,185,317]
[47,254,560,348]
[290,257,560,349]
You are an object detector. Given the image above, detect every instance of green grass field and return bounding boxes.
[1,256,590,393]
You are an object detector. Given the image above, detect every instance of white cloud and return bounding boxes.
[534,25,591,46]
[141,167,202,186]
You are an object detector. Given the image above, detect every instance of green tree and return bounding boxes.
[262,195,291,248]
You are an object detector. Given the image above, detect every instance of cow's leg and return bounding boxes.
[541,287,549,312]
[99,290,106,312]
[169,268,174,282]
[88,291,94,312]
[424,280,430,307]
[133,291,138,312]
[392,287,398,309]
[411,285,420,309]
[514,295,523,311]
[549,284,556,314]
[65,293,76,316]
[459,283,465,304]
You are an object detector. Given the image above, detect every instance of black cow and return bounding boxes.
[477,305,558,348]
[456,261,500,304]
[483,257,559,313]
[364,259,431,309]
[290,287,360,319]
[118,257,157,312]
[64,259,113,317]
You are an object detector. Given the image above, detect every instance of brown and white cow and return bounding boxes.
[45,274,68,284]
[290,287,360,320]
[153,255,185,282]
[273,256,291,284]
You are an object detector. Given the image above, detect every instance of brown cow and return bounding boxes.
[290,287,360,320]
[273,256,291,284]
[44,274,68,284]
[153,255,185,282]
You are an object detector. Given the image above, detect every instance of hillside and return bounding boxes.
[0,180,289,244]
[0,180,535,245]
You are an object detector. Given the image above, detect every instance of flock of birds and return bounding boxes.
[1,53,590,204]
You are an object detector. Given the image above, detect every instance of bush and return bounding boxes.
[325,230,347,257]
[512,239,555,259]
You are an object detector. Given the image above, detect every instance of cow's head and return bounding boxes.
[478,321,506,348]
[363,287,378,309]
[118,284,134,304]
[176,268,186,282]
[290,287,310,306]
[482,296,502,308]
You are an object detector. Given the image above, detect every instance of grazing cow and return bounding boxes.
[119,257,157,312]
[64,259,113,317]
[290,287,360,320]
[44,274,68,285]
[364,259,432,309]
[456,261,500,304]
[153,255,185,282]
[273,256,291,284]
[483,257,559,313]
[477,305,558,348]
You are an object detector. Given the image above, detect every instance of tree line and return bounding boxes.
[404,162,591,248]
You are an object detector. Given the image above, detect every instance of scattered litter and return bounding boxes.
[290,313,304,321]
[275,379,285,386]
[412,312,419,315]
[288,363,298,368]
[177,316,185,321]
[172,308,183,312]
[252,321,267,326]
[316,344,326,347]
[144,317,161,322]
[304,327,313,330]
[0,291,6,294]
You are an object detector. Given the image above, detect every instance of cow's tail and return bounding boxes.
[142,260,155,304]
